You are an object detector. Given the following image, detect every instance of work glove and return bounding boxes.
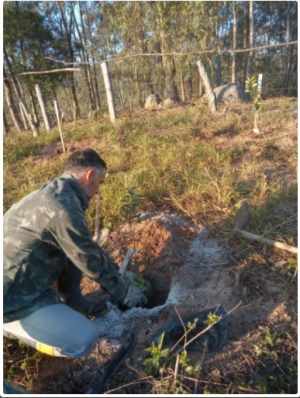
[121,270,137,284]
[122,284,148,309]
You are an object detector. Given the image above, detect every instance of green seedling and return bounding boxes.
[203,312,222,325]
[120,186,142,253]
[132,273,151,293]
[245,76,263,133]
[253,329,277,358]
[143,332,170,375]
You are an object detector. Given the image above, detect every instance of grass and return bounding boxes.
[3,96,297,394]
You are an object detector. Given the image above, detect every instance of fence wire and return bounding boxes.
[3,53,298,129]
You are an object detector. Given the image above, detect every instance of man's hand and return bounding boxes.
[123,285,148,309]
[121,270,137,284]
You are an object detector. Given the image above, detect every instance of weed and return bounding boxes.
[143,332,170,376]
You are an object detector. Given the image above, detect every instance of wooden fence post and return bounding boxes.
[54,100,66,153]
[35,84,51,132]
[101,61,117,122]
[196,59,217,113]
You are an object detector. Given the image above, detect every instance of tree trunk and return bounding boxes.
[35,84,51,131]
[180,73,186,102]
[3,110,10,135]
[246,1,254,83]
[231,2,237,83]
[186,75,192,100]
[199,77,204,98]
[3,69,24,132]
[214,54,222,86]
[4,48,38,135]
[161,29,180,101]
[134,64,143,108]
[156,2,180,102]
[196,59,216,113]
[73,1,96,111]
[282,1,292,95]
[58,2,80,119]
[243,3,249,87]
[20,100,39,137]
[92,62,102,111]
[62,81,73,121]
[101,62,117,122]
[29,90,39,125]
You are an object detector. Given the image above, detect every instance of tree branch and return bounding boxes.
[3,68,81,80]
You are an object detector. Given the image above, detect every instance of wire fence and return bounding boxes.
[3,52,298,129]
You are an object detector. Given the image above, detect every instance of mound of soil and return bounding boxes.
[73,211,296,390]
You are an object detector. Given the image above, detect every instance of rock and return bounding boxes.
[152,306,230,353]
[292,106,297,119]
[201,83,250,104]
[144,94,162,110]
[162,97,181,108]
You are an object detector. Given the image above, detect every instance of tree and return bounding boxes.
[231,2,237,83]
[3,1,67,130]
[57,2,81,119]
[3,67,24,133]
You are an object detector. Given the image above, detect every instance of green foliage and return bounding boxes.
[203,312,222,325]
[178,349,201,375]
[143,332,170,375]
[120,186,142,253]
[245,76,262,111]
[120,187,141,223]
[287,257,297,275]
[253,329,277,358]
[132,273,151,293]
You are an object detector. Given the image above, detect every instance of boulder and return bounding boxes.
[162,97,181,108]
[202,83,250,104]
[152,305,230,353]
[144,94,162,110]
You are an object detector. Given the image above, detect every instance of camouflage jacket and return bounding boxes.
[3,173,127,322]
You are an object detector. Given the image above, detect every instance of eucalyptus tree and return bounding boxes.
[254,1,297,95]
[57,1,81,118]
[3,1,70,130]
[3,1,62,133]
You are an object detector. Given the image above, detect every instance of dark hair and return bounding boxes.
[64,148,106,177]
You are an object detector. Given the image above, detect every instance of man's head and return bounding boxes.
[64,148,106,201]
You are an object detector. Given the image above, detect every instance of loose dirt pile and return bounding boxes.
[75,211,296,389]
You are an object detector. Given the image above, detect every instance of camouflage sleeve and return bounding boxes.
[47,206,127,302]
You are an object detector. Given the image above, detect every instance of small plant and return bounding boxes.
[245,75,263,133]
[120,186,142,252]
[287,257,297,277]
[132,273,151,293]
[253,329,277,358]
[203,312,222,325]
[120,186,141,222]
[143,332,170,375]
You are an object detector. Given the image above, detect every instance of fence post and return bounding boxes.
[35,84,51,132]
[196,59,216,113]
[54,100,66,153]
[101,61,117,122]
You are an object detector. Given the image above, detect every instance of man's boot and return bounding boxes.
[57,259,107,317]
